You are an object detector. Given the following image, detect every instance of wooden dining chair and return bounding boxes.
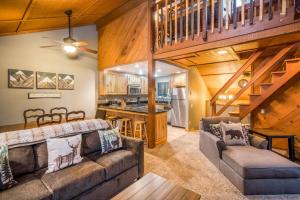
[23,108,45,128]
[95,109,106,120]
[37,113,62,127]
[66,111,85,122]
[50,107,68,121]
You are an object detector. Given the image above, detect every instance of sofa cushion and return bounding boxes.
[41,159,105,200]
[0,174,52,200]
[8,146,35,177]
[220,122,247,146]
[81,130,102,156]
[87,150,137,179]
[202,117,240,132]
[223,146,300,179]
[33,142,48,170]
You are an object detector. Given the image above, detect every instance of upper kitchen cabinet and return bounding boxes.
[172,73,187,87]
[104,72,127,95]
[141,77,148,94]
[128,74,142,85]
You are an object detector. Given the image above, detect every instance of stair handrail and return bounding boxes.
[215,43,298,116]
[210,50,263,114]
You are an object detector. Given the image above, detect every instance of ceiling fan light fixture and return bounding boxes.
[63,45,77,53]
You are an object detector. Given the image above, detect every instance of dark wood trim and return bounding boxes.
[147,0,156,148]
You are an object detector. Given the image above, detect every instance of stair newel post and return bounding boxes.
[212,102,217,116]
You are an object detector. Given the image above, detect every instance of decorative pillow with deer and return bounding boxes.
[46,134,83,173]
[220,122,247,146]
[98,129,122,154]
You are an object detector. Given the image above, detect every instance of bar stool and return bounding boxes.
[107,116,120,128]
[119,118,133,137]
[133,120,148,146]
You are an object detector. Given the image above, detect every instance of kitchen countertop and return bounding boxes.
[98,105,168,114]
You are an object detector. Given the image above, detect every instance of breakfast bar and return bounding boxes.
[98,105,168,147]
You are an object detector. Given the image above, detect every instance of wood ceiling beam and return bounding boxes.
[96,0,147,28]
[16,0,35,32]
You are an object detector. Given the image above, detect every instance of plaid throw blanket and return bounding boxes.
[0,119,110,148]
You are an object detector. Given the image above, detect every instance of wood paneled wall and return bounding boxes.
[97,2,148,69]
[251,76,300,159]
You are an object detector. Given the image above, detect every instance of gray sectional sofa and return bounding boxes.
[0,130,144,200]
[199,116,300,195]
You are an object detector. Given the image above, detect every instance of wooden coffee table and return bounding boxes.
[112,172,201,200]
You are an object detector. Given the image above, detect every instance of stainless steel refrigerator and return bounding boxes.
[170,87,187,128]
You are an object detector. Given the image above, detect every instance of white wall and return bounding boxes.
[0,25,98,126]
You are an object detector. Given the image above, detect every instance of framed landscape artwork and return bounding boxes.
[58,74,74,90]
[8,69,34,89]
[36,72,57,89]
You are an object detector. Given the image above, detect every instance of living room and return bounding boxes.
[0,0,300,200]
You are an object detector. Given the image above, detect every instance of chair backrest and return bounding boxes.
[37,113,62,127]
[50,107,68,119]
[23,108,45,128]
[95,109,106,120]
[66,111,85,122]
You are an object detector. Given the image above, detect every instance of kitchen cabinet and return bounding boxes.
[105,72,128,94]
[128,74,141,85]
[141,77,148,94]
[117,74,128,94]
[173,73,187,87]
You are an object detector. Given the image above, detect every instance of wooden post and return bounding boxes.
[233,0,237,29]
[175,0,178,43]
[241,0,245,26]
[197,0,201,36]
[155,3,159,49]
[191,0,195,39]
[180,0,183,41]
[218,0,223,32]
[211,0,215,32]
[281,0,287,16]
[169,0,173,44]
[203,0,208,40]
[225,0,229,29]
[186,0,189,40]
[259,0,263,21]
[165,0,168,45]
[147,0,156,149]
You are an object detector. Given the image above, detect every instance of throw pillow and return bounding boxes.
[220,122,247,146]
[0,144,17,190]
[229,121,250,145]
[46,135,83,173]
[98,129,122,154]
[209,124,223,139]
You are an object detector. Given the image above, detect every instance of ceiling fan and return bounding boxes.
[40,10,97,55]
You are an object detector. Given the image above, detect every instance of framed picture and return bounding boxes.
[36,72,57,89]
[58,74,74,90]
[8,69,34,89]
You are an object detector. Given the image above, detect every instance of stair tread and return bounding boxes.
[272,71,286,74]
[260,82,273,86]
[239,103,250,106]
[249,93,261,96]
[228,111,240,114]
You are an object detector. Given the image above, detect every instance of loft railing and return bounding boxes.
[153,0,298,51]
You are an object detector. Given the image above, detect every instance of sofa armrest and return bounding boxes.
[121,136,144,178]
[199,130,221,168]
[248,134,268,149]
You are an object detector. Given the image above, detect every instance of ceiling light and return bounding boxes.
[63,45,77,53]
[154,74,158,77]
[157,69,162,73]
[116,67,121,71]
[135,64,140,68]
[217,50,228,55]
[176,71,181,74]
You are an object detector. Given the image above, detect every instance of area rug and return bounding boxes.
[144,132,300,200]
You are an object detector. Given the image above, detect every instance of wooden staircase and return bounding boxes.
[211,43,300,119]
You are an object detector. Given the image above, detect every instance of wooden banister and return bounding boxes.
[215,43,298,116]
[210,50,263,105]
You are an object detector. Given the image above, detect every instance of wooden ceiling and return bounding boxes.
[0,0,130,35]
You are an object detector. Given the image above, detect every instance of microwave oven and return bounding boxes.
[128,85,141,95]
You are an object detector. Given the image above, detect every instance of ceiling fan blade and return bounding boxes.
[79,47,98,54]
[72,41,88,47]
[40,45,58,48]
